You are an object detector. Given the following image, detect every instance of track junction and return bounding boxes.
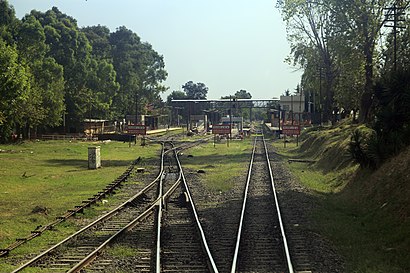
[4,126,322,272]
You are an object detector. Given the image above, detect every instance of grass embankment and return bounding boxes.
[0,140,159,272]
[272,121,410,272]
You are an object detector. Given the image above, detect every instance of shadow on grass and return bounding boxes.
[180,152,250,166]
[45,159,134,169]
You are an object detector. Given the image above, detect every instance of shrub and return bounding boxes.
[348,128,378,169]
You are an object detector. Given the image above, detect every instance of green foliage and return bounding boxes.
[182,81,208,100]
[344,62,408,167]
[0,39,30,141]
[370,68,410,163]
[0,5,167,140]
[110,26,167,119]
[31,57,65,127]
[82,25,112,60]
[234,89,252,99]
[17,15,47,61]
[14,14,66,135]
[0,0,19,44]
[278,0,398,123]
[348,128,378,169]
[167,90,187,104]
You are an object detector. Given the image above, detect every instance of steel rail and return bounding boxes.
[230,136,258,273]
[67,160,185,272]
[11,139,210,272]
[175,145,220,273]
[230,132,294,273]
[11,185,158,273]
[67,201,158,273]
[71,140,208,273]
[155,142,167,273]
[11,144,167,273]
[262,133,294,273]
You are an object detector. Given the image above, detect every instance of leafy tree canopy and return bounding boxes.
[182,81,208,100]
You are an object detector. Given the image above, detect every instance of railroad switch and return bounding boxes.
[177,192,190,207]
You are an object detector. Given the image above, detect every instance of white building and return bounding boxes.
[279,94,305,113]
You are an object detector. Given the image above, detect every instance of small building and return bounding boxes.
[84,119,109,135]
[221,116,244,131]
[279,94,307,124]
[279,94,305,113]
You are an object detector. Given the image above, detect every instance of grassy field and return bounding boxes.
[5,127,408,272]
[0,131,254,271]
[270,122,410,273]
[180,138,254,192]
[0,139,160,270]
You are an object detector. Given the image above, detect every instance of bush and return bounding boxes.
[348,128,378,169]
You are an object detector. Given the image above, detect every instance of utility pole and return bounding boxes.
[318,66,323,125]
[135,92,139,124]
[384,4,406,71]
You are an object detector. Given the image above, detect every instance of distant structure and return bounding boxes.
[279,93,305,114]
[270,93,309,129]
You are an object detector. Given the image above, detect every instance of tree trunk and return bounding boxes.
[359,42,374,123]
[322,57,335,123]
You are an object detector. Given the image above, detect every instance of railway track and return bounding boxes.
[9,138,218,272]
[230,132,294,273]
[10,170,160,272]
[7,132,316,272]
[83,141,217,272]
[154,141,217,273]
[9,141,171,272]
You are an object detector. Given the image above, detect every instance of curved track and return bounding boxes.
[8,131,316,272]
[10,138,218,272]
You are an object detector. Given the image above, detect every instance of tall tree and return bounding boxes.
[83,25,120,120]
[110,26,167,122]
[182,81,208,99]
[334,0,392,122]
[0,39,30,141]
[0,0,19,44]
[32,7,93,130]
[278,0,337,122]
[137,42,167,113]
[16,14,65,137]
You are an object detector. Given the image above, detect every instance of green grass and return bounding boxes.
[181,138,253,192]
[108,245,140,257]
[288,162,346,192]
[271,121,410,273]
[314,196,410,273]
[0,139,160,272]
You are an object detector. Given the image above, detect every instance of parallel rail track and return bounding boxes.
[156,142,218,273]
[10,138,217,272]
[230,132,294,273]
[7,131,315,272]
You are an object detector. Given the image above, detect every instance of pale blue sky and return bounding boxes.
[9,0,302,100]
